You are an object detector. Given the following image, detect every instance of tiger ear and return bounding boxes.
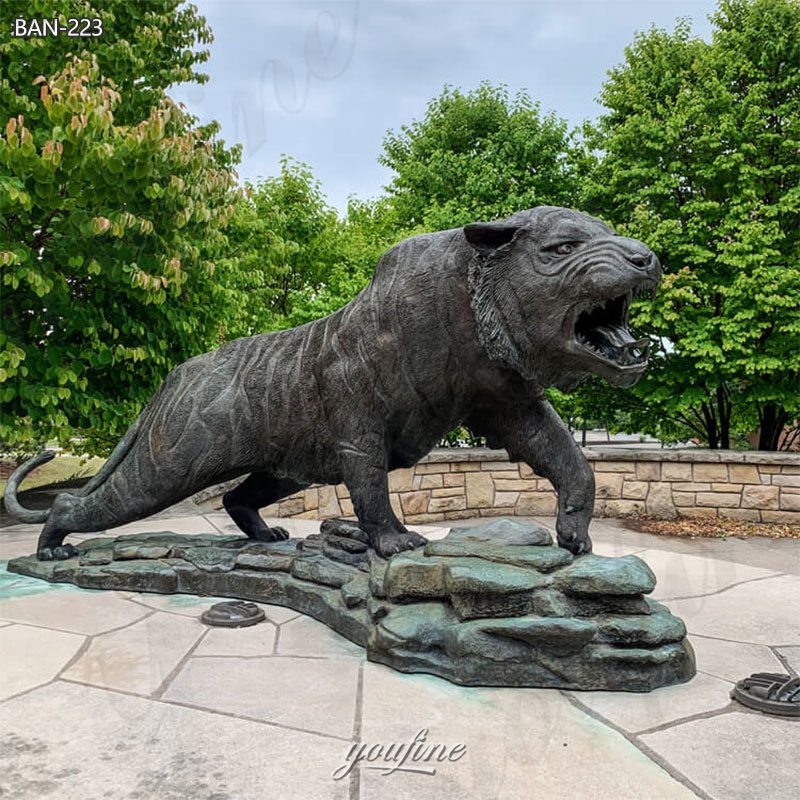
[463,222,520,255]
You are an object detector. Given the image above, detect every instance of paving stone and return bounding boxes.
[110,515,219,535]
[668,575,800,645]
[0,680,348,800]
[641,712,800,800]
[0,587,148,635]
[0,537,45,559]
[638,550,779,600]
[0,624,85,700]
[260,603,303,624]
[690,635,785,682]
[0,565,73,600]
[577,522,649,558]
[164,655,360,740]
[415,525,450,541]
[359,662,695,800]
[63,611,204,695]
[776,645,800,674]
[4,510,796,798]
[572,672,733,732]
[277,614,363,659]
[194,622,277,657]
[261,517,320,539]
[201,511,243,532]
[590,539,646,557]
[125,592,232,618]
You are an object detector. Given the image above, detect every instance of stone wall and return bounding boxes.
[216,448,799,525]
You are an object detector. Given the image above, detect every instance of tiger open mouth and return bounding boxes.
[573,292,651,369]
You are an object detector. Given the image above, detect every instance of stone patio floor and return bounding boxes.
[1,509,798,800]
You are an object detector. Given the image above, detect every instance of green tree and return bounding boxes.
[2,0,215,126]
[284,196,406,328]
[580,0,800,449]
[221,159,408,335]
[1,3,240,455]
[220,159,341,336]
[381,82,578,231]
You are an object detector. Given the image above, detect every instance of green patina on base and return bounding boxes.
[6,518,695,692]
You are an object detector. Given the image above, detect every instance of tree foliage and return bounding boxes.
[2,0,215,125]
[1,2,240,455]
[283,196,405,328]
[220,158,339,336]
[381,82,578,231]
[218,161,406,336]
[379,83,588,435]
[3,0,795,457]
[580,0,800,449]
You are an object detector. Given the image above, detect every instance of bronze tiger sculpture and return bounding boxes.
[5,206,660,561]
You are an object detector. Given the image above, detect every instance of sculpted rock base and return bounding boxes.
[7,518,695,692]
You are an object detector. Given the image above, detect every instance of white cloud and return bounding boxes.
[172,0,716,212]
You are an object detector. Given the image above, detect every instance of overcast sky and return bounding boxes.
[171,0,717,212]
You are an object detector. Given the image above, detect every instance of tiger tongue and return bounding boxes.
[593,324,637,348]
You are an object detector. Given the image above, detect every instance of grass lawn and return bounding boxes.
[0,455,106,495]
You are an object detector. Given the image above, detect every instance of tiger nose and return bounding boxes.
[627,250,653,269]
[626,248,660,275]
[617,236,656,269]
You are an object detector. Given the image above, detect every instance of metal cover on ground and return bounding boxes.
[201,601,266,628]
[731,672,800,717]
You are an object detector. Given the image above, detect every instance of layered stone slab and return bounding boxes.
[8,518,695,692]
[196,447,800,524]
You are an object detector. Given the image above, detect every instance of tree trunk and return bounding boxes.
[716,385,731,450]
[758,402,789,451]
[701,401,719,449]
